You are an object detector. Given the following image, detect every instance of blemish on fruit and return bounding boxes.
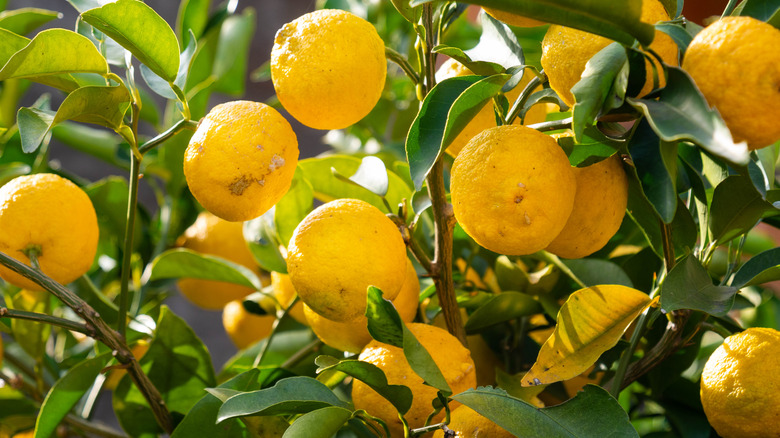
[268,154,286,171]
[524,212,531,225]
[229,176,251,195]
[515,196,523,204]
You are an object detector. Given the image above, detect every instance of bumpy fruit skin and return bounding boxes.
[304,259,419,354]
[271,9,387,130]
[183,100,299,222]
[451,125,575,255]
[270,271,307,325]
[541,0,678,107]
[222,300,275,350]
[176,212,265,310]
[483,7,544,27]
[287,199,406,322]
[545,154,628,259]
[0,174,98,291]
[682,17,780,149]
[432,405,514,438]
[700,327,780,438]
[435,59,551,157]
[352,323,477,437]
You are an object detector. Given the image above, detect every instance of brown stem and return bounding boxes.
[0,251,175,434]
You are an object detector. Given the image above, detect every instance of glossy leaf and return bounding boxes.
[244,210,288,274]
[344,156,390,198]
[659,255,737,316]
[453,385,637,437]
[0,8,61,36]
[555,126,621,167]
[390,0,421,23]
[523,285,652,385]
[35,353,112,438]
[141,29,198,99]
[212,8,255,95]
[217,376,348,422]
[0,27,28,65]
[732,247,780,288]
[464,11,524,70]
[628,119,678,223]
[628,67,750,167]
[274,168,314,246]
[82,0,180,82]
[283,406,352,438]
[562,259,634,288]
[147,248,263,290]
[315,356,413,415]
[410,0,655,46]
[572,43,628,141]
[432,45,504,76]
[710,175,780,244]
[464,292,542,334]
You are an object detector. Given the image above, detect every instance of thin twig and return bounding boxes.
[0,307,91,336]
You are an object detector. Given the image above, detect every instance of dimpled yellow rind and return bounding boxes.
[352,323,477,436]
[287,199,406,322]
[541,0,678,107]
[271,9,387,130]
[270,271,307,325]
[700,327,780,438]
[545,155,628,259]
[432,405,514,438]
[483,7,544,27]
[682,17,780,149]
[451,125,575,256]
[435,59,551,157]
[304,259,419,354]
[0,174,98,291]
[183,100,299,222]
[176,212,264,310]
[222,300,276,350]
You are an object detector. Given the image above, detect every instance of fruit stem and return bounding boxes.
[117,150,140,338]
[386,47,420,85]
[253,296,300,368]
[660,220,676,271]
[505,72,545,125]
[138,118,198,154]
[0,307,91,336]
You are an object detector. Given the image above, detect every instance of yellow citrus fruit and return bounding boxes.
[700,327,780,438]
[435,59,551,156]
[222,299,276,350]
[682,16,780,149]
[0,174,98,291]
[270,271,307,325]
[271,9,386,130]
[303,259,419,354]
[432,309,502,387]
[541,0,678,107]
[432,405,513,438]
[483,7,544,27]
[545,154,628,259]
[104,340,150,391]
[287,198,406,322]
[176,212,267,310]
[352,323,477,436]
[450,125,576,255]
[183,100,299,222]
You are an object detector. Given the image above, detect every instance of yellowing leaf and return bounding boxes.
[523,285,651,386]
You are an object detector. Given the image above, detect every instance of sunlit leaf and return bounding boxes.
[464,11,524,70]
[212,8,255,95]
[283,406,352,438]
[274,168,313,246]
[147,248,263,290]
[523,285,652,385]
[572,42,628,141]
[244,210,288,274]
[0,8,61,36]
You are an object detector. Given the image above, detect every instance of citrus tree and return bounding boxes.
[1,0,780,437]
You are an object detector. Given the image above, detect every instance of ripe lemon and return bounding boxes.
[432,309,502,387]
[0,174,98,291]
[271,9,386,130]
[176,212,266,310]
[304,259,419,354]
[183,100,299,222]
[270,271,307,325]
[222,299,276,350]
[545,154,628,259]
[682,16,780,149]
[541,0,678,107]
[104,340,150,391]
[483,7,544,27]
[286,199,406,322]
[435,59,551,156]
[352,323,477,436]
[450,125,575,255]
[432,405,513,438]
[700,327,780,438]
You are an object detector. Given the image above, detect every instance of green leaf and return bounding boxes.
[656,23,693,56]
[0,27,28,65]
[389,0,421,23]
[140,29,198,100]
[411,0,655,46]
[0,28,108,81]
[402,323,452,395]
[16,108,54,154]
[0,8,61,35]
[572,42,628,141]
[85,176,144,247]
[217,376,348,422]
[176,0,211,46]
[464,11,525,69]
[659,255,737,316]
[365,286,405,348]
[562,259,634,288]
[464,292,542,334]
[735,0,780,23]
[453,385,638,438]
[340,156,390,198]
[212,8,256,95]
[555,126,621,167]
[315,356,413,415]
[274,168,314,246]
[433,45,504,76]
[628,67,750,167]
[5,290,51,360]
[283,406,352,438]
[709,175,780,244]
[0,163,32,186]
[35,353,111,438]
[147,248,263,290]
[171,369,263,438]
[628,119,678,223]
[732,247,780,288]
[627,184,697,259]
[244,210,288,274]
[82,0,180,82]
